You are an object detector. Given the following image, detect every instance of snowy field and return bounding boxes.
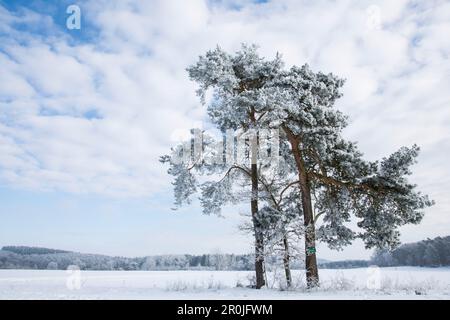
[0,267,449,300]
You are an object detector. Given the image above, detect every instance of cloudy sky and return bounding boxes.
[0,0,449,260]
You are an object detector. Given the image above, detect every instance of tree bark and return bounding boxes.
[284,127,319,288]
[251,162,266,289]
[249,128,265,289]
[282,234,292,288]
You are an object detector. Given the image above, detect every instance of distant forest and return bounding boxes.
[0,246,306,271]
[1,235,449,271]
[321,236,450,269]
[372,236,450,267]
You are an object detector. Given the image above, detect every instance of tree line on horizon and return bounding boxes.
[0,246,304,271]
[372,235,450,267]
[2,236,449,271]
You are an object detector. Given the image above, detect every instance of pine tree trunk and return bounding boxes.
[282,235,292,288]
[299,171,319,288]
[248,111,265,289]
[251,162,265,289]
[284,127,319,288]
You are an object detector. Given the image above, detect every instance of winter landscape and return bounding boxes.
[1,1,450,302]
[1,240,450,299]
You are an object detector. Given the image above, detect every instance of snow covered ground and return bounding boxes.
[0,267,449,300]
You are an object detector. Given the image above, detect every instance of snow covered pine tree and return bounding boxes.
[186,44,433,288]
[186,46,284,288]
[265,63,434,287]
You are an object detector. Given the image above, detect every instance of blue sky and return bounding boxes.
[0,0,449,259]
[0,186,250,257]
